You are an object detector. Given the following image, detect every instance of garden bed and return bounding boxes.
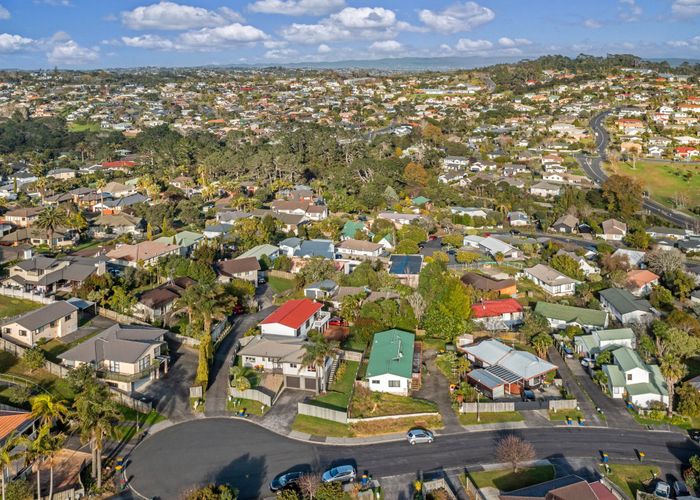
[349,387,437,418]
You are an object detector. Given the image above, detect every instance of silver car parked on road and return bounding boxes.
[407,428,435,445]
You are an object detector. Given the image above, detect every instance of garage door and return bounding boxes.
[285,376,300,389]
[304,378,317,391]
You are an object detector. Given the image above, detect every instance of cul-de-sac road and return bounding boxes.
[125,419,699,499]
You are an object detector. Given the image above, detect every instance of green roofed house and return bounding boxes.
[366,329,419,396]
[574,328,636,358]
[154,230,203,256]
[602,346,668,408]
[341,220,369,241]
[238,243,280,261]
[534,302,608,332]
[411,196,432,208]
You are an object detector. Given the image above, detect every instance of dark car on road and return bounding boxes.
[270,471,304,492]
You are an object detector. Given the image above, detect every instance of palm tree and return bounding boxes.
[660,355,686,418]
[20,425,51,500]
[530,333,553,359]
[39,427,64,500]
[72,383,120,488]
[30,394,68,428]
[34,178,48,203]
[230,366,252,392]
[95,178,106,210]
[301,331,338,394]
[174,285,201,325]
[35,207,68,249]
[0,432,21,500]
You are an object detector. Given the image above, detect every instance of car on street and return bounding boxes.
[258,276,267,285]
[562,346,574,359]
[269,471,304,492]
[407,428,434,445]
[328,317,347,327]
[673,479,689,497]
[581,358,594,368]
[653,481,670,498]
[321,465,356,483]
[689,430,700,443]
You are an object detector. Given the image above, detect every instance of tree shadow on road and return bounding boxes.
[213,453,267,500]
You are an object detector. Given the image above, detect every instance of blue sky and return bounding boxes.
[0,0,699,68]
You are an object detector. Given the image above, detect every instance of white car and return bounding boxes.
[654,481,670,498]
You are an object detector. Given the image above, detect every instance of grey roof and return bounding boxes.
[60,324,166,364]
[11,301,78,331]
[467,368,505,389]
[237,335,307,363]
[104,193,148,208]
[600,288,652,315]
[295,240,334,259]
[15,256,59,272]
[465,339,556,380]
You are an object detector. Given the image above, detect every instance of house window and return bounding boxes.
[388,380,401,388]
[289,363,297,368]
[64,315,71,321]
[371,380,380,385]
[306,319,310,328]
[245,357,256,363]
[50,321,56,328]
[108,360,120,372]
[18,330,27,337]
[138,355,151,371]
[627,374,632,381]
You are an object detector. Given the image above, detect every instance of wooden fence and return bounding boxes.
[422,478,457,500]
[268,269,295,281]
[97,307,149,325]
[230,387,276,407]
[0,338,70,377]
[109,387,151,414]
[461,473,487,500]
[461,402,515,413]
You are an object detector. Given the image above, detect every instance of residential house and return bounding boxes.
[366,329,418,396]
[600,219,627,241]
[2,256,101,295]
[1,301,78,346]
[500,474,624,500]
[341,221,368,241]
[135,277,196,323]
[238,244,280,262]
[551,214,579,234]
[465,339,557,398]
[376,212,424,228]
[522,264,580,296]
[471,299,524,330]
[60,324,168,393]
[463,235,522,260]
[154,231,204,256]
[203,223,234,239]
[388,254,423,287]
[602,346,668,408]
[645,226,687,240]
[336,239,383,259]
[507,211,529,227]
[90,213,144,238]
[534,302,609,331]
[258,298,329,337]
[530,181,561,198]
[304,280,339,300]
[279,238,335,260]
[599,288,655,325]
[611,248,646,268]
[442,156,469,170]
[216,257,260,285]
[237,334,331,392]
[460,272,517,296]
[574,328,636,358]
[100,181,136,199]
[46,168,77,180]
[556,249,599,276]
[106,241,180,268]
[625,269,659,296]
[3,207,41,228]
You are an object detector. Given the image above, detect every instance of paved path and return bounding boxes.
[255,390,307,434]
[416,351,462,433]
[126,418,698,500]
[548,347,601,425]
[204,305,277,417]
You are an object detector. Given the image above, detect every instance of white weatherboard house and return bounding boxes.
[366,329,416,396]
[574,328,636,358]
[602,346,668,408]
[522,264,580,296]
[1,301,78,347]
[258,298,330,337]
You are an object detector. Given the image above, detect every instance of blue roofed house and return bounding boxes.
[602,346,668,408]
[388,254,423,287]
[279,238,335,260]
[203,223,234,239]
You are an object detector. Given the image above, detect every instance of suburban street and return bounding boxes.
[576,110,700,231]
[125,418,699,499]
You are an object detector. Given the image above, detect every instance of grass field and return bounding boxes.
[227,398,268,416]
[607,160,700,207]
[312,360,359,411]
[291,415,353,437]
[291,414,443,438]
[548,409,584,422]
[459,411,523,425]
[466,465,555,492]
[604,464,660,499]
[0,351,74,401]
[0,296,42,319]
[268,276,296,294]
[68,122,101,133]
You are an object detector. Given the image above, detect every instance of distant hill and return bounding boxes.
[251,56,524,72]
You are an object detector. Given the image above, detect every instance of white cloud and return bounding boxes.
[47,39,99,65]
[0,4,9,19]
[618,0,642,21]
[317,43,331,53]
[0,33,35,53]
[498,37,531,47]
[667,36,700,48]
[248,0,344,16]
[34,0,72,6]
[370,40,402,52]
[455,38,493,52]
[122,1,243,31]
[122,35,175,50]
[281,7,413,44]
[263,40,288,49]
[178,23,269,49]
[264,48,298,59]
[419,2,494,34]
[672,0,700,16]
[583,18,602,28]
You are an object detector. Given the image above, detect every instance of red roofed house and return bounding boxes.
[471,298,524,331]
[102,160,136,172]
[259,298,330,337]
[675,146,699,159]
[626,269,660,297]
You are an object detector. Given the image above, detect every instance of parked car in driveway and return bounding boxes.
[407,428,434,445]
[321,465,356,483]
[270,471,304,492]
[653,481,670,498]
[328,317,347,327]
[673,479,689,497]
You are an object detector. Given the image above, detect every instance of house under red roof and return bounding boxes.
[102,160,136,168]
[0,410,33,441]
[471,298,523,319]
[259,298,322,329]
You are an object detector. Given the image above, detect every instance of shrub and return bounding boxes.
[22,347,46,373]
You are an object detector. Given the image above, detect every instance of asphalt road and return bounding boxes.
[577,110,699,231]
[126,419,699,499]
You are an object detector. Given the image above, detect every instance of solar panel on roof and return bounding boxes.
[484,365,521,384]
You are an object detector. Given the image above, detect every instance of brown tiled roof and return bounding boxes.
[217,256,261,276]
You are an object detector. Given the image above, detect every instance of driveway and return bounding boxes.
[204,305,278,417]
[415,351,462,433]
[257,390,309,434]
[548,347,601,425]
[140,339,198,422]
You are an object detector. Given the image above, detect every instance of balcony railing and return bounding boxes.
[96,359,163,383]
[313,311,331,329]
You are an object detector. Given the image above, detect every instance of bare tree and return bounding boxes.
[298,473,321,499]
[646,248,684,276]
[495,434,535,472]
[408,292,427,326]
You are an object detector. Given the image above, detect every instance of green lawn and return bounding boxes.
[459,411,523,425]
[312,361,359,411]
[549,409,584,422]
[227,398,268,416]
[467,465,555,492]
[268,276,296,294]
[418,336,447,352]
[628,408,697,430]
[117,405,167,425]
[292,414,353,437]
[350,391,437,418]
[607,160,700,207]
[0,296,41,319]
[341,333,369,352]
[0,351,75,401]
[604,464,660,499]
[68,122,101,133]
